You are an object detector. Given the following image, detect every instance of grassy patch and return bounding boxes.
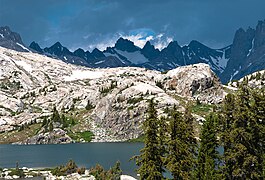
[68,131,94,142]
[192,103,213,117]
[31,106,42,113]
[0,123,42,144]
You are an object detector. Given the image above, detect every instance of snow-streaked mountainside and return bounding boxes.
[30,20,265,83]
[2,20,265,84]
[30,38,231,81]
[229,69,265,89]
[0,46,225,143]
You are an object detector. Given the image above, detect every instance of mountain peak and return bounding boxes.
[143,41,151,47]
[114,37,139,52]
[254,19,265,48]
[52,42,63,48]
[0,26,11,32]
[73,48,85,57]
[43,42,71,57]
[188,40,204,47]
[141,41,160,60]
[92,48,105,59]
[166,41,180,49]
[29,41,43,53]
[0,26,28,52]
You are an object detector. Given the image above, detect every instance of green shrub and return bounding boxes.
[9,169,25,178]
[127,97,143,104]
[90,161,122,180]
[51,159,78,176]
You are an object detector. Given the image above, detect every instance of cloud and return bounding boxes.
[1,0,265,50]
[154,37,173,50]
[122,34,153,48]
[80,31,173,52]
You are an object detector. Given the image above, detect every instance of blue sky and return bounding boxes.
[0,0,265,51]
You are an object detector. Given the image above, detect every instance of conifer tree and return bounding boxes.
[52,106,60,122]
[250,88,265,178]
[220,93,236,179]
[158,116,167,169]
[165,106,183,179]
[135,98,164,180]
[165,105,197,179]
[196,113,219,180]
[221,84,264,179]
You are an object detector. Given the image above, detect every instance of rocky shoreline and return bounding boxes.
[0,167,137,180]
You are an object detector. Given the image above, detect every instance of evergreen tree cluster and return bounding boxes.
[41,106,76,132]
[135,84,264,180]
[51,159,86,176]
[220,83,265,179]
[89,161,122,180]
[134,99,196,180]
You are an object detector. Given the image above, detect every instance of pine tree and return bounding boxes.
[108,161,122,180]
[220,93,236,179]
[165,106,183,179]
[183,104,197,179]
[221,85,264,179]
[250,88,265,178]
[196,113,219,180]
[51,106,60,122]
[135,98,164,180]
[158,116,167,170]
[61,114,68,128]
[49,121,53,131]
[42,117,47,127]
[165,105,197,180]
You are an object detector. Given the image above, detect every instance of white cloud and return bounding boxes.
[122,34,154,48]
[154,34,173,50]
[88,38,117,51]
[78,31,174,52]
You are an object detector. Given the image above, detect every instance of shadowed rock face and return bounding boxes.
[0,26,29,52]
[166,63,224,103]
[221,20,265,83]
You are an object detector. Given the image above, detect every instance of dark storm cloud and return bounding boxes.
[0,0,265,51]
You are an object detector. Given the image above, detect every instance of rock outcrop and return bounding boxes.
[0,46,224,142]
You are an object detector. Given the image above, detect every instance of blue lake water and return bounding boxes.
[0,143,144,177]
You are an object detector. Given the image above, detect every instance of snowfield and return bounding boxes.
[64,70,104,81]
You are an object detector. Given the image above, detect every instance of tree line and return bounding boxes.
[134,82,264,180]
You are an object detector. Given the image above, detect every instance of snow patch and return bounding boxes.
[115,49,148,64]
[229,67,241,82]
[14,60,33,72]
[223,85,237,91]
[104,52,126,64]
[16,43,31,52]
[0,33,4,38]
[247,38,255,57]
[94,60,105,64]
[120,175,137,180]
[134,83,163,94]
[64,70,104,81]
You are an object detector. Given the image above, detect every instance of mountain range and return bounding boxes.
[1,20,265,83]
